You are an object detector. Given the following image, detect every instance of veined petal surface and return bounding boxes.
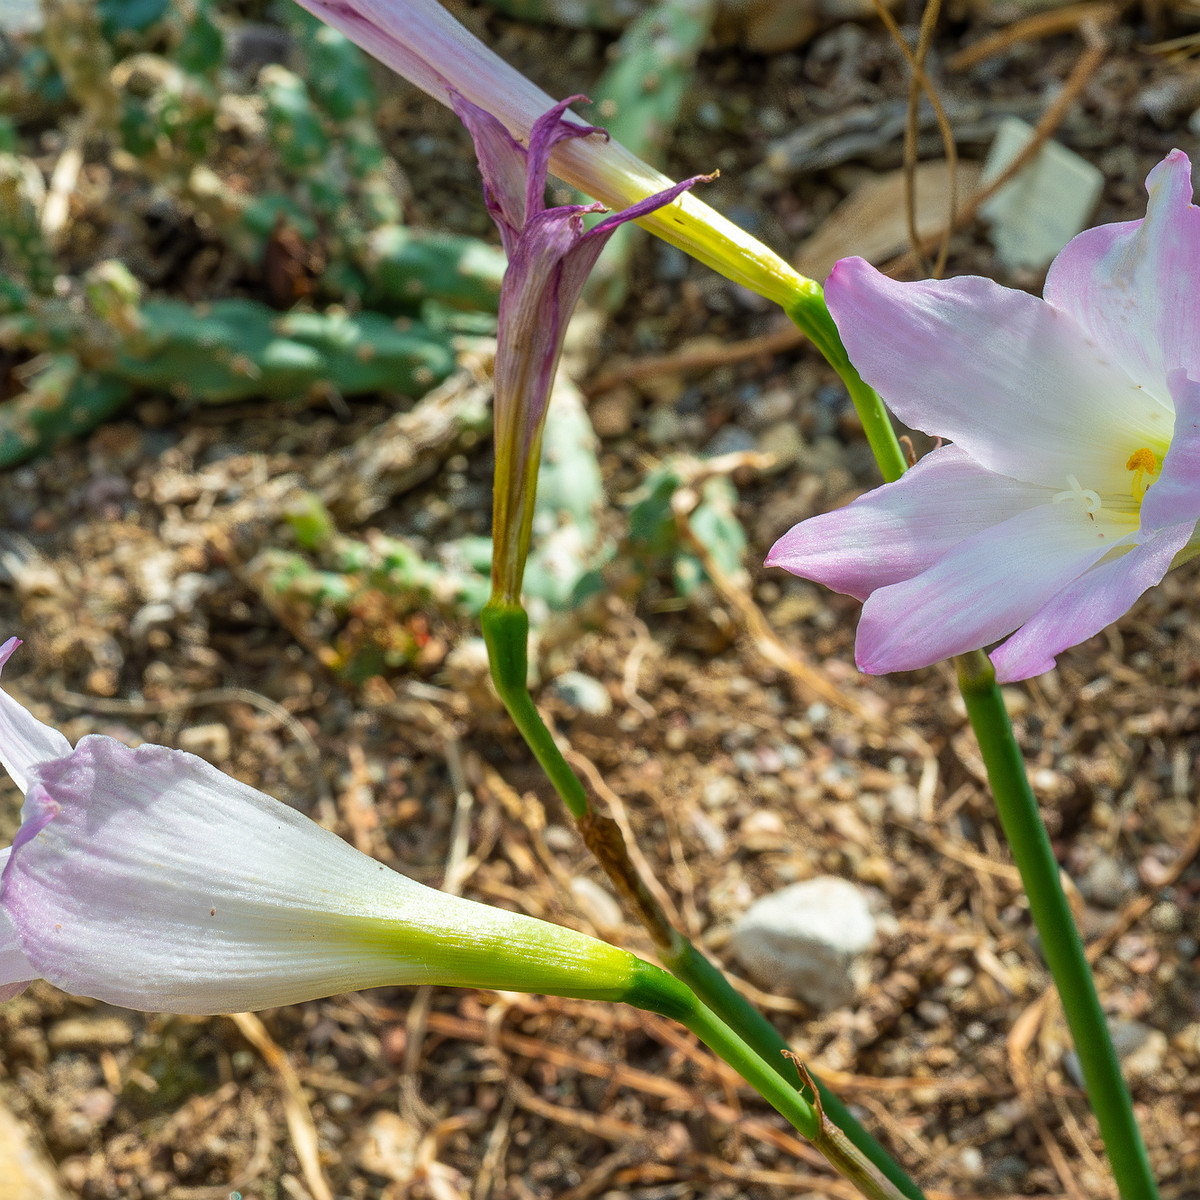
[856,503,1129,673]
[1045,151,1200,391]
[766,445,1051,600]
[4,736,635,1014]
[1136,371,1200,532]
[0,637,71,793]
[825,258,1172,493]
[0,848,35,1001]
[989,519,1195,681]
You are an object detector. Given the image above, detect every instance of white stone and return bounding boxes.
[551,671,612,717]
[729,876,877,1010]
[979,117,1104,271]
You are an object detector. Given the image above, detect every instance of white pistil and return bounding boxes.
[1052,474,1103,514]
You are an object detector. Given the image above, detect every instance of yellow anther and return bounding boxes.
[1126,447,1158,498]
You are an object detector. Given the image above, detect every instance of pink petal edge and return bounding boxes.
[766,445,1051,600]
[854,503,1130,674]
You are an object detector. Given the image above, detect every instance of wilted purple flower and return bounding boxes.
[768,151,1200,681]
[455,92,702,600]
[0,639,648,1012]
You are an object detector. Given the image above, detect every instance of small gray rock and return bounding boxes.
[1079,853,1134,910]
[729,876,877,1010]
[551,671,612,717]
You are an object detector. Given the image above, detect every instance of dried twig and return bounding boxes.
[947,2,1118,71]
[231,1012,334,1200]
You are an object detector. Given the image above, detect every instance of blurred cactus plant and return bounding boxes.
[255,379,609,680]
[0,0,516,465]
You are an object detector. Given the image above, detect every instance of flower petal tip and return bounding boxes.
[0,638,21,672]
[990,650,1057,684]
[1145,148,1196,211]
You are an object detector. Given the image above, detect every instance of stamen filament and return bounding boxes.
[1052,474,1102,513]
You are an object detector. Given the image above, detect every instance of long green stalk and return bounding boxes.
[956,653,1157,1200]
[785,288,907,483]
[626,959,905,1200]
[662,936,924,1200]
[482,599,924,1199]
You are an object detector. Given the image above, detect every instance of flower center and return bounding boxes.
[1125,447,1158,499]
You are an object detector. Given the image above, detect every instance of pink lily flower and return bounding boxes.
[0,639,648,1012]
[768,150,1200,681]
[290,0,806,307]
[454,92,701,601]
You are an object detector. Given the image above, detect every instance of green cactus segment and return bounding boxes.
[589,0,716,158]
[260,65,331,176]
[115,55,219,168]
[98,0,169,35]
[0,276,28,315]
[276,309,455,396]
[0,0,504,464]
[294,16,377,121]
[175,1,224,75]
[627,461,747,597]
[0,357,132,468]
[111,299,455,403]
[582,0,718,309]
[0,154,56,295]
[262,382,609,679]
[365,226,507,313]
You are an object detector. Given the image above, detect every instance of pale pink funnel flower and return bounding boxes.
[768,151,1200,681]
[0,639,637,1012]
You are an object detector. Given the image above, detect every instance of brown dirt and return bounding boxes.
[2,2,1200,1199]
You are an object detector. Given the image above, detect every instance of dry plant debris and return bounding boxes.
[1,0,1200,1198]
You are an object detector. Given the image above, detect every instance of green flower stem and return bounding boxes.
[482,598,926,1200]
[481,601,589,819]
[662,936,925,1200]
[626,961,906,1200]
[784,286,907,484]
[956,651,1158,1200]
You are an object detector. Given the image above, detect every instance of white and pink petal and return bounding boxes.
[0,637,71,794]
[3,736,636,1014]
[1138,370,1200,533]
[854,503,1132,674]
[0,848,35,1001]
[825,258,1169,494]
[990,517,1196,681]
[766,445,1051,600]
[1045,150,1200,392]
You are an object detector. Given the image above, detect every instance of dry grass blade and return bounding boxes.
[871,0,958,276]
[888,27,1108,273]
[947,2,1118,70]
[230,1011,334,1200]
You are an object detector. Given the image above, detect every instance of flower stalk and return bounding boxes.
[770,157,1190,1198]
[956,652,1157,1200]
[783,286,907,484]
[790,260,1160,1200]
